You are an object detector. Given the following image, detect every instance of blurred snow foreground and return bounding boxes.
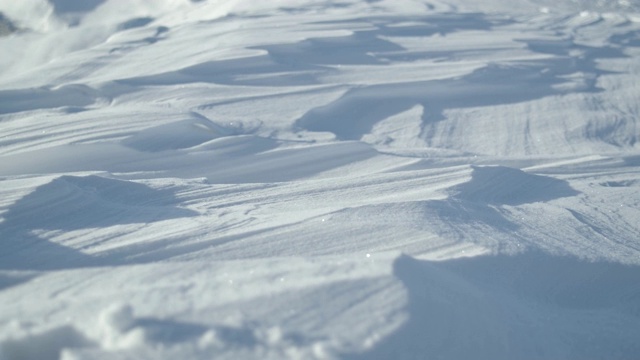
[1,0,640,358]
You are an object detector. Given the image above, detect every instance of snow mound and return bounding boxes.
[0,325,94,360]
[0,175,196,270]
[0,85,100,115]
[0,300,338,360]
[451,165,579,205]
[349,253,640,359]
[121,116,232,152]
[0,12,17,36]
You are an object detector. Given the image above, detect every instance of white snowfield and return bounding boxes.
[1,0,639,359]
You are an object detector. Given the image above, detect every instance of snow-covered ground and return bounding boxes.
[1,0,640,359]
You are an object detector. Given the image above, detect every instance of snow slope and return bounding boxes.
[1,0,639,359]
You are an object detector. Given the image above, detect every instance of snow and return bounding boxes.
[1,0,640,359]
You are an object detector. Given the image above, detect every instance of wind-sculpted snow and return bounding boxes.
[348,253,640,360]
[0,84,101,115]
[0,12,16,36]
[451,165,579,205]
[1,0,640,359]
[0,175,197,270]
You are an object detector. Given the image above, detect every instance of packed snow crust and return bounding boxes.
[1,0,640,359]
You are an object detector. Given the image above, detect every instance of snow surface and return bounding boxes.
[1,0,640,359]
